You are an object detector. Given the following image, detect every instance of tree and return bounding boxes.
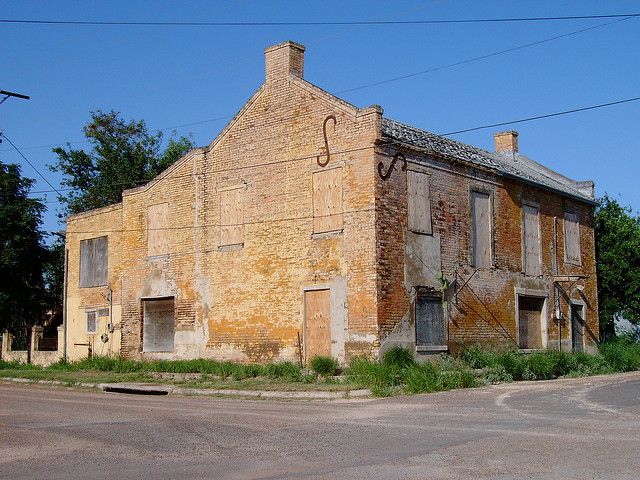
[0,161,47,338]
[51,110,195,216]
[595,195,640,339]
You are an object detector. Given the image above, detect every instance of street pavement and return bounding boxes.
[1,372,639,479]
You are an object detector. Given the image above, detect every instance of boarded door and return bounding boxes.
[471,191,491,268]
[571,304,585,353]
[143,298,175,352]
[522,204,541,276]
[518,296,544,349]
[304,289,332,360]
[415,294,445,349]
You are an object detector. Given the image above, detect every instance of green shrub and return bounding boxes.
[265,362,302,381]
[0,359,36,370]
[459,345,497,369]
[599,337,640,372]
[310,356,339,376]
[524,352,556,380]
[345,357,402,389]
[483,366,513,384]
[382,346,415,370]
[403,363,441,394]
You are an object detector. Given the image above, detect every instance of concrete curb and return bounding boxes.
[1,377,371,400]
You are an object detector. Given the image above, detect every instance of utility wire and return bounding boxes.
[1,13,638,27]
[337,15,635,93]
[3,15,635,154]
[0,132,63,195]
[25,93,640,196]
[441,96,640,135]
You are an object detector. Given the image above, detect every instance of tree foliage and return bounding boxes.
[51,110,195,216]
[595,195,640,338]
[0,161,47,333]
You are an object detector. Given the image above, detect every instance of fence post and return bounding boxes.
[1,330,10,359]
[57,325,65,361]
[31,326,43,354]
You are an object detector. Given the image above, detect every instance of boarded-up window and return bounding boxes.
[415,294,445,349]
[79,236,108,287]
[147,203,169,256]
[304,289,332,360]
[220,188,244,246]
[407,170,432,235]
[522,204,541,276]
[313,168,343,234]
[142,298,175,352]
[518,296,544,349]
[86,310,98,334]
[471,191,491,268]
[564,212,581,264]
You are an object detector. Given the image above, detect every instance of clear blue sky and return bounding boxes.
[1,0,638,237]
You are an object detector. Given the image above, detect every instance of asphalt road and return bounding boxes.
[1,372,639,480]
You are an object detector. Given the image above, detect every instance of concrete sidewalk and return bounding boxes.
[1,376,371,400]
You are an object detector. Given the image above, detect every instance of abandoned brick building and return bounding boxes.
[63,41,599,363]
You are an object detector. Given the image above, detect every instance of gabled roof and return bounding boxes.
[381,117,595,204]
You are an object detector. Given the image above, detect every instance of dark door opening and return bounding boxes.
[571,304,585,353]
[415,293,445,350]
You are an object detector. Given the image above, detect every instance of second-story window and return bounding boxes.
[407,170,432,235]
[471,190,492,268]
[564,211,581,265]
[79,236,108,287]
[522,203,541,276]
[313,167,343,234]
[220,187,244,247]
[147,203,169,256]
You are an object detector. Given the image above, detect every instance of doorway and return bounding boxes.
[304,289,331,362]
[571,303,585,353]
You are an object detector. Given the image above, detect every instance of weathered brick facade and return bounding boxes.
[64,41,598,363]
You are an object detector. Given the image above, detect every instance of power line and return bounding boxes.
[3,15,635,153]
[441,96,640,135]
[0,132,63,195]
[1,13,638,27]
[25,93,640,197]
[337,15,634,94]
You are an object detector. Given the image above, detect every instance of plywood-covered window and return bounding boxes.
[147,203,169,256]
[313,167,343,234]
[522,204,541,276]
[220,187,244,247]
[564,211,581,264]
[142,298,175,352]
[407,170,432,235]
[79,236,108,287]
[471,191,491,268]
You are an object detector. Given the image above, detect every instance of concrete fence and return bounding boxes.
[1,326,64,367]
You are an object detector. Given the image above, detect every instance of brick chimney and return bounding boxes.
[493,131,519,154]
[265,41,305,83]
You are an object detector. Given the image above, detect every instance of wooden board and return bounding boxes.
[220,188,244,246]
[143,298,175,352]
[147,203,169,256]
[407,170,432,235]
[471,191,491,268]
[522,204,541,276]
[313,168,343,234]
[564,212,581,263]
[571,304,585,353]
[518,296,544,349]
[304,289,332,360]
[79,236,108,287]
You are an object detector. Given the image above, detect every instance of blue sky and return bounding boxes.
[1,0,638,237]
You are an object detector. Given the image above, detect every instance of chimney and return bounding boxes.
[493,131,519,154]
[265,41,305,83]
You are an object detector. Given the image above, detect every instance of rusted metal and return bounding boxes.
[316,115,337,167]
[378,152,407,180]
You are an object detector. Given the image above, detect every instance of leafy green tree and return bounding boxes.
[43,237,65,329]
[0,161,47,336]
[595,195,640,339]
[51,110,195,216]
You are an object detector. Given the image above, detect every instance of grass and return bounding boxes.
[1,337,639,397]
